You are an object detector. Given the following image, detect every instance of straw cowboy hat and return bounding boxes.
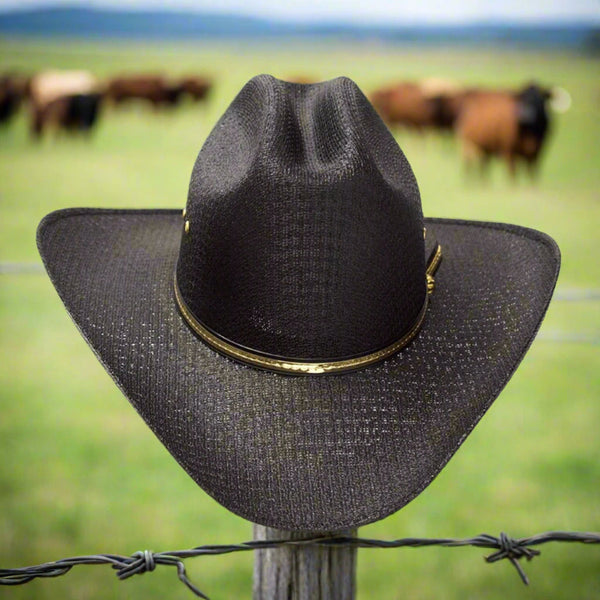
[38,75,560,531]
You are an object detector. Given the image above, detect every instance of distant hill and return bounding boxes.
[0,6,597,49]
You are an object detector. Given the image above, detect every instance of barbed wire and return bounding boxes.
[1,530,598,598]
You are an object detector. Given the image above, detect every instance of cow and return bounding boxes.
[29,70,97,109]
[178,76,212,102]
[31,93,103,139]
[28,70,100,139]
[370,82,437,132]
[455,83,558,178]
[0,73,27,126]
[411,78,463,131]
[106,75,183,108]
[423,86,516,132]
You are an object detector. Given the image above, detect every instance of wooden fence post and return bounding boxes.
[252,525,357,600]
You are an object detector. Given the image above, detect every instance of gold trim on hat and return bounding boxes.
[174,244,442,375]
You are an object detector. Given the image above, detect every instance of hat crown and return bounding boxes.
[177,75,426,362]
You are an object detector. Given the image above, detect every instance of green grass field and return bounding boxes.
[0,39,599,599]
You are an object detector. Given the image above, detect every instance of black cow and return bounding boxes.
[0,74,27,126]
[32,93,103,139]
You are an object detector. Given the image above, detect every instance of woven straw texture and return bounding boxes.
[178,75,424,360]
[37,75,560,531]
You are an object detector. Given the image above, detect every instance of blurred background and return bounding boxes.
[1,1,599,598]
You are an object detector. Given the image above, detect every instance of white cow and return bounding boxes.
[29,70,98,109]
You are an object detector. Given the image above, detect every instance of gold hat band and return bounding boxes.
[174,243,442,375]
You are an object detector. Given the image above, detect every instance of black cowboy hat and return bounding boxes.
[37,75,560,531]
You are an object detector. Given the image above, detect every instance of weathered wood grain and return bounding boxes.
[252,525,357,600]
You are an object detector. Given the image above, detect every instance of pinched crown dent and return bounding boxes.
[176,75,426,362]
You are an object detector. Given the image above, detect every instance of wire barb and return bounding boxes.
[482,532,540,584]
[0,531,598,597]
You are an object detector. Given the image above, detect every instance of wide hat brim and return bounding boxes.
[38,208,560,531]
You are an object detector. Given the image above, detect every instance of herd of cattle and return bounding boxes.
[1,69,570,177]
[370,78,571,176]
[0,69,212,137]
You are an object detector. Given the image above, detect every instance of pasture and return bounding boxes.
[0,39,599,599]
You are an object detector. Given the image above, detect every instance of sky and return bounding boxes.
[0,0,598,25]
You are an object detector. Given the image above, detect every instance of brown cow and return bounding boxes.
[178,76,212,102]
[425,87,516,131]
[456,83,554,178]
[31,93,103,139]
[370,82,436,132]
[106,75,183,108]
